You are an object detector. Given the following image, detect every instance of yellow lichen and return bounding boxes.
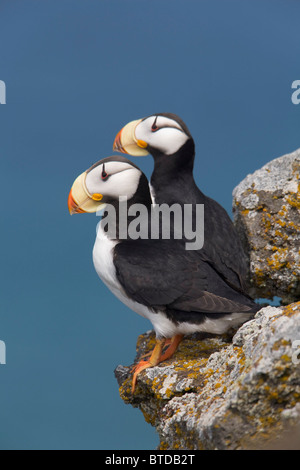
[286,193,300,210]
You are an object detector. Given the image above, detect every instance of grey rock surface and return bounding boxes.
[232,148,300,303]
[115,148,300,449]
[115,303,300,450]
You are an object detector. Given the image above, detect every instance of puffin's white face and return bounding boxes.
[113,114,190,157]
[85,161,141,201]
[68,158,142,214]
[135,116,189,155]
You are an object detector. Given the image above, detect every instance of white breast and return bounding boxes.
[149,182,157,206]
[92,225,176,337]
[92,225,120,292]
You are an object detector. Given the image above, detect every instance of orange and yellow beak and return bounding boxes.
[68,171,105,215]
[68,189,86,215]
[113,119,149,157]
[113,128,126,154]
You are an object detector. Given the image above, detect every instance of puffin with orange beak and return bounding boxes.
[113,113,252,295]
[69,155,259,393]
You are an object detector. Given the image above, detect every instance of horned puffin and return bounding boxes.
[68,155,258,392]
[113,113,251,294]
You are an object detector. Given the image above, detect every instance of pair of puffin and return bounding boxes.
[68,113,259,392]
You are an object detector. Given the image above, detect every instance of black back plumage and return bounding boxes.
[114,238,259,325]
[148,114,250,295]
[110,153,259,324]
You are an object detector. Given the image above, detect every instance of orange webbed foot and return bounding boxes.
[131,334,184,393]
[131,338,165,393]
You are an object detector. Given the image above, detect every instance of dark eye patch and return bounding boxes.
[101,164,109,180]
[151,116,159,132]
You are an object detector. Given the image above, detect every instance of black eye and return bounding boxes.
[151,117,159,132]
[101,164,109,180]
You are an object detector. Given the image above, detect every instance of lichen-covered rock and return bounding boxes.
[115,303,300,450]
[232,148,300,304]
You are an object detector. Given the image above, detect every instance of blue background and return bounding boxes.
[0,0,299,450]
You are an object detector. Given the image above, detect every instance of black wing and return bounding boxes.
[150,172,249,294]
[199,194,249,292]
[113,239,255,315]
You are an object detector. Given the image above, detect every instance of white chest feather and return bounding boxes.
[149,182,157,206]
[92,226,163,326]
[92,227,119,292]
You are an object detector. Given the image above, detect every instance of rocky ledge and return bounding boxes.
[233,148,300,304]
[115,148,300,450]
[115,303,300,449]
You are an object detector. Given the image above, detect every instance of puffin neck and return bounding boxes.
[101,172,152,241]
[150,139,196,184]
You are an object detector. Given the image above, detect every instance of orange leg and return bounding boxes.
[134,338,173,364]
[131,338,165,393]
[160,334,184,362]
[131,334,184,393]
